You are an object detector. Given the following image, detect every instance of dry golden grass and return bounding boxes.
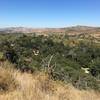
[0,61,100,100]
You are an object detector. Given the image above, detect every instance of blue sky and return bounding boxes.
[0,0,100,28]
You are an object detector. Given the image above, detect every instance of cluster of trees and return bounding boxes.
[0,33,100,91]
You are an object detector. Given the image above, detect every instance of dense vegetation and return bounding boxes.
[0,33,100,91]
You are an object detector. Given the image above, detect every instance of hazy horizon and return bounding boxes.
[0,25,100,29]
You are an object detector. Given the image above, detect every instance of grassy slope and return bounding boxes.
[0,61,100,100]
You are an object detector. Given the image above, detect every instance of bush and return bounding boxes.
[0,62,18,93]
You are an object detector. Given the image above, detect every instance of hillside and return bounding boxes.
[0,31,100,100]
[0,61,100,100]
[0,25,100,34]
[0,26,100,38]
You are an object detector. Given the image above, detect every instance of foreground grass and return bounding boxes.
[0,61,100,100]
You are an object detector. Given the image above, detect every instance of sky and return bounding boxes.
[0,0,100,28]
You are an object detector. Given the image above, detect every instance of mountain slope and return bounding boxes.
[0,61,100,100]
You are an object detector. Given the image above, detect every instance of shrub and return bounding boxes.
[0,62,18,93]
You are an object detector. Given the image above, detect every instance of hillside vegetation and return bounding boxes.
[0,33,100,92]
[0,61,100,100]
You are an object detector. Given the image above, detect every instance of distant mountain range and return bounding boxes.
[0,27,66,33]
[0,26,100,37]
